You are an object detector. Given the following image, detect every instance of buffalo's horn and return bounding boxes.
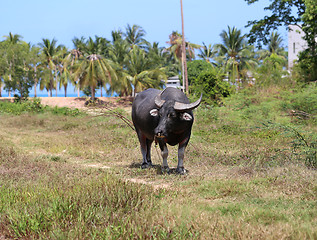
[154,89,166,108]
[174,93,202,111]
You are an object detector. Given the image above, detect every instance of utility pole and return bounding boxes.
[180,0,188,94]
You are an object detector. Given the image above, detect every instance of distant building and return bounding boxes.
[288,25,308,69]
[164,76,183,89]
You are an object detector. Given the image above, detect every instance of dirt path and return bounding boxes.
[0,96,133,110]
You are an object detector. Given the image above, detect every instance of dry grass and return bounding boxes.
[0,89,316,239]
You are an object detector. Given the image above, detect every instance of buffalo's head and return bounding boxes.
[150,90,202,139]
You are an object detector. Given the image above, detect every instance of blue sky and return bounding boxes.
[1,0,284,48]
[1,0,288,97]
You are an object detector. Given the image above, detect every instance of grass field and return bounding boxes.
[0,85,316,239]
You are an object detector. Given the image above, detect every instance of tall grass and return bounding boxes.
[0,84,316,239]
[0,146,197,239]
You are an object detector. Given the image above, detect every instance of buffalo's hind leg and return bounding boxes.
[146,138,153,167]
[136,130,152,169]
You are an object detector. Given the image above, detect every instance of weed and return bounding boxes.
[1,84,317,239]
[261,121,317,168]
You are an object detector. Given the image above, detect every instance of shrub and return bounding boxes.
[187,60,214,85]
[0,98,44,115]
[191,70,234,105]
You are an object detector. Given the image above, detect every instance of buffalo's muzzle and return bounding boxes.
[155,132,165,139]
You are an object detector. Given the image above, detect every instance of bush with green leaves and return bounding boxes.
[280,83,317,124]
[187,60,214,86]
[0,98,44,115]
[255,53,289,87]
[0,99,81,116]
[190,70,234,105]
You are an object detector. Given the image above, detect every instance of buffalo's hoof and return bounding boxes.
[141,162,151,169]
[176,167,186,175]
[161,166,170,174]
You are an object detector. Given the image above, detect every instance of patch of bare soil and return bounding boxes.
[37,97,133,110]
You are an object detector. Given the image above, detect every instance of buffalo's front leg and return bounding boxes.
[158,140,169,173]
[177,138,189,175]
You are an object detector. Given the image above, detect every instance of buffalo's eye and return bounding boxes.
[168,112,177,118]
[149,109,159,117]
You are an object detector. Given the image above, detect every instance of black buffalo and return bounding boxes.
[132,87,202,174]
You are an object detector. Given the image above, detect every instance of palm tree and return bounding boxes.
[73,54,116,100]
[124,24,148,49]
[56,46,72,97]
[107,38,130,96]
[146,42,179,77]
[124,47,166,96]
[257,32,287,63]
[268,32,285,55]
[198,42,217,64]
[72,37,116,100]
[3,32,22,44]
[215,26,257,85]
[72,37,86,97]
[27,44,41,97]
[39,38,63,97]
[111,30,124,43]
[166,31,200,92]
[166,31,200,62]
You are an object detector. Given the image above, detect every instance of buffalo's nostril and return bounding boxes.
[155,130,165,138]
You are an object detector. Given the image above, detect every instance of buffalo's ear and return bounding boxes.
[180,112,192,121]
[150,109,159,117]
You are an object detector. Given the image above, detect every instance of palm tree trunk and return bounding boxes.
[34,83,37,97]
[49,71,53,97]
[8,74,12,97]
[91,85,95,101]
[64,85,67,97]
[34,65,37,97]
[180,0,188,93]
[55,66,58,97]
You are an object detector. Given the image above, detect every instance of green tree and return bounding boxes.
[0,41,9,97]
[73,54,116,100]
[2,32,23,96]
[73,37,116,100]
[124,46,166,96]
[191,69,233,105]
[296,0,317,82]
[107,34,131,96]
[257,31,287,65]
[255,53,289,87]
[57,47,73,97]
[198,42,216,64]
[215,26,257,86]
[166,31,200,62]
[124,24,148,49]
[3,42,36,99]
[187,60,214,86]
[27,44,42,97]
[245,0,305,46]
[72,37,86,96]
[146,42,178,77]
[39,38,63,97]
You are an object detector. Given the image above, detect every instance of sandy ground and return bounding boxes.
[0,97,133,109]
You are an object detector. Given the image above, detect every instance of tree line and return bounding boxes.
[0,0,315,100]
[0,25,287,99]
